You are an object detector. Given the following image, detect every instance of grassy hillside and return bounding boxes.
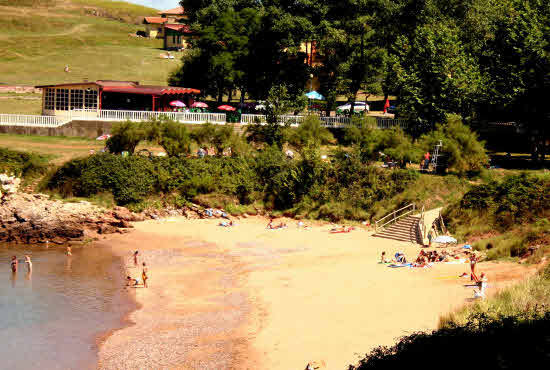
[0,0,183,89]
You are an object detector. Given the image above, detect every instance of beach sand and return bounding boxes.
[97,217,536,369]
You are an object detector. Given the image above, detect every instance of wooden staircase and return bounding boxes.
[373,215,423,244]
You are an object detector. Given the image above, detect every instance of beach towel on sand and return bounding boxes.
[388,263,412,268]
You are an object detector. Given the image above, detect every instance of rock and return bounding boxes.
[113,206,145,222]
[0,192,141,245]
[98,224,118,234]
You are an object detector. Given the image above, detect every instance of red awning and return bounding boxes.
[101,86,200,96]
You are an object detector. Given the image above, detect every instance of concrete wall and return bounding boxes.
[0,121,247,139]
[0,120,113,139]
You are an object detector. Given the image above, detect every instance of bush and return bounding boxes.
[419,115,488,175]
[106,120,148,155]
[148,117,192,157]
[0,147,49,178]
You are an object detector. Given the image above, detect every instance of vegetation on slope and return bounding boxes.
[0,147,50,178]
[444,173,550,260]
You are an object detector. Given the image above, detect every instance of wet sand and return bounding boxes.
[98,217,536,369]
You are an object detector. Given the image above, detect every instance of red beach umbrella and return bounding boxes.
[217,105,236,111]
[191,102,209,108]
[170,100,186,107]
[383,98,390,114]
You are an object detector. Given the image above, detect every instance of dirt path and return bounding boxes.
[97,217,535,369]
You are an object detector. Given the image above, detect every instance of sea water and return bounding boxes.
[0,244,134,370]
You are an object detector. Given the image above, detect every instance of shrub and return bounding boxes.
[148,117,192,157]
[418,115,488,175]
[0,147,49,178]
[106,120,148,155]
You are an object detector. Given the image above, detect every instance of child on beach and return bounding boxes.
[10,256,18,273]
[66,247,72,256]
[473,272,488,299]
[142,263,148,288]
[126,276,140,287]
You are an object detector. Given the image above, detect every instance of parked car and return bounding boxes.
[387,105,398,114]
[337,101,370,112]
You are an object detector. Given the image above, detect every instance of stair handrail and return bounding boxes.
[438,210,448,234]
[375,203,416,232]
[418,205,427,244]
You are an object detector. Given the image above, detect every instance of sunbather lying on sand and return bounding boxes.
[394,252,407,263]
[218,220,234,227]
[126,276,140,287]
[380,251,389,263]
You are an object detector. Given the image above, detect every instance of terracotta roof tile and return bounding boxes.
[144,17,167,24]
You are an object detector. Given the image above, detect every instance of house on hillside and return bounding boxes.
[143,17,167,38]
[164,24,197,50]
[36,80,200,118]
[142,6,195,50]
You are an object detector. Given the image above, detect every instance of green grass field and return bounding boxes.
[0,0,183,87]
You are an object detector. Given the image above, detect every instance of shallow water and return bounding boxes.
[0,244,134,370]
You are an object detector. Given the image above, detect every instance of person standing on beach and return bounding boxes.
[10,256,18,273]
[66,247,72,256]
[24,255,32,273]
[142,262,149,288]
[133,251,139,266]
[470,253,479,281]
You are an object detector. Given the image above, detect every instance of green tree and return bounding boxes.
[419,115,489,175]
[287,115,334,155]
[106,121,147,155]
[246,84,307,148]
[147,117,192,157]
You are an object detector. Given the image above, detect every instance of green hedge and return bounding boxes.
[0,148,49,178]
[46,152,420,220]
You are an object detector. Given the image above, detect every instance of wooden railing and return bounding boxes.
[374,203,416,232]
[0,114,66,127]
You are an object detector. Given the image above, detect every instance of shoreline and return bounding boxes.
[96,216,538,369]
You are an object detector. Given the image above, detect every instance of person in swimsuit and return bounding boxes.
[142,262,149,288]
[126,276,139,287]
[470,253,479,281]
[10,256,18,273]
[24,255,32,273]
[133,251,139,266]
[66,247,72,256]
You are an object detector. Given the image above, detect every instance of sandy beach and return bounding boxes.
[97,217,536,369]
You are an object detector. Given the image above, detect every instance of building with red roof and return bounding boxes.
[36,80,200,117]
[142,6,195,50]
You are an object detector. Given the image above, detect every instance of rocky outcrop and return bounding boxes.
[0,192,143,245]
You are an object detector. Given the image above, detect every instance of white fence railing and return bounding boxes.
[1,110,409,130]
[70,109,227,124]
[0,114,66,127]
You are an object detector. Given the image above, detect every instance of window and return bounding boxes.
[55,89,69,111]
[44,88,55,110]
[70,89,84,110]
[84,89,98,109]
